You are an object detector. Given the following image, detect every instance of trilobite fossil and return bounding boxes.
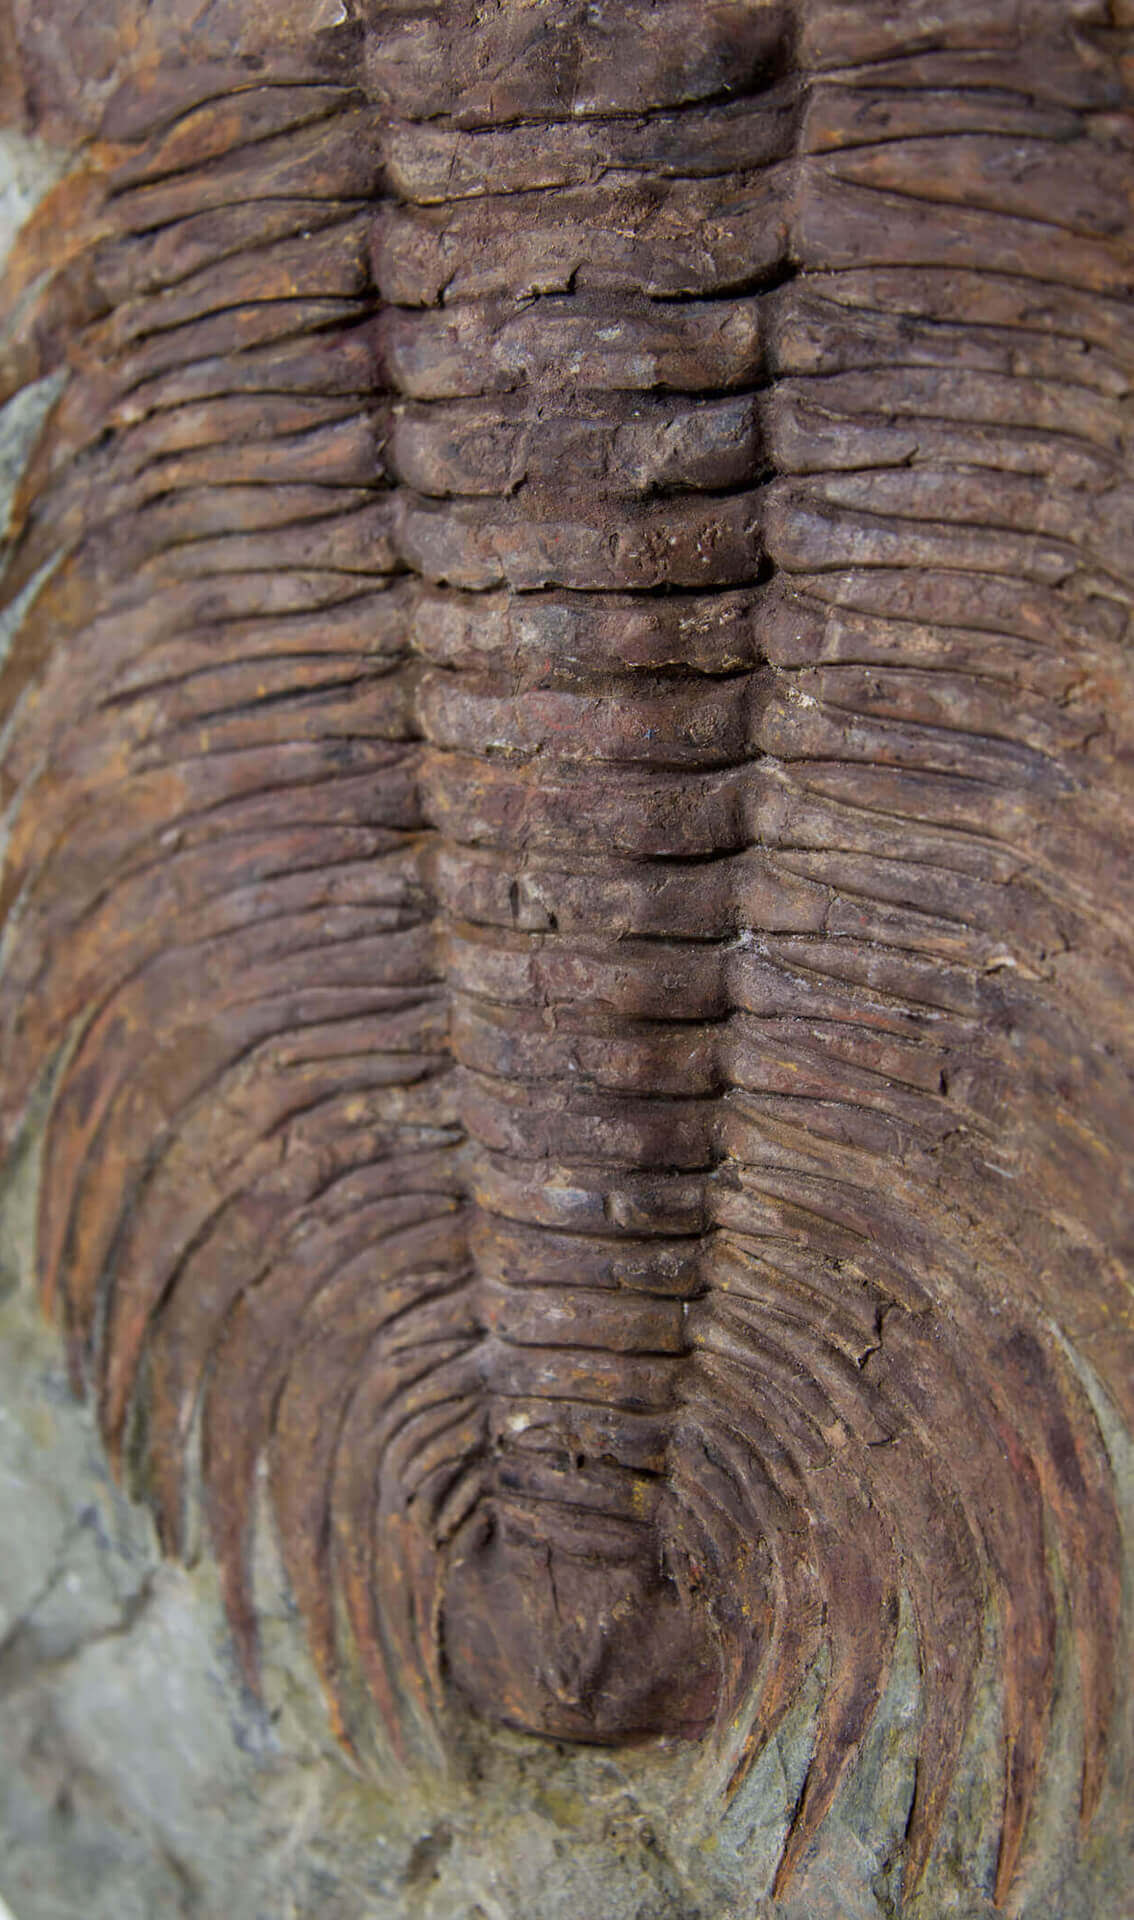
[1,0,1131,1906]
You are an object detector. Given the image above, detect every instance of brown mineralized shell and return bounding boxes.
[1,0,1131,1907]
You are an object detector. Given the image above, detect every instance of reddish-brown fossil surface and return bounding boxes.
[1,0,1132,1907]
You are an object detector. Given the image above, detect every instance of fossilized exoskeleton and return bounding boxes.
[1,0,1131,1906]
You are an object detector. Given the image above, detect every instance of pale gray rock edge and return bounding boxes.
[0,131,1132,1920]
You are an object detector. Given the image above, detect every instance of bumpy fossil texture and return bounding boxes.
[1,0,1132,1907]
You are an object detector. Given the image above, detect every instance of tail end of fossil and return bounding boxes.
[442,1509,720,1745]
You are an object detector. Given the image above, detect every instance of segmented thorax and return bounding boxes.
[372,3,797,1741]
[1,0,1131,1906]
